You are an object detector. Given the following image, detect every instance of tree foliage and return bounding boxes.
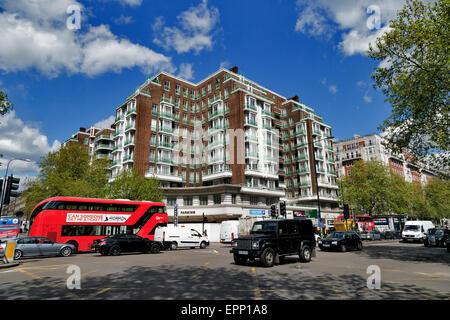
[0,90,13,116]
[105,168,163,202]
[23,143,110,213]
[340,160,448,220]
[368,0,449,166]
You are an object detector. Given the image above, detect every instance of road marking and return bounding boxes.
[189,260,211,280]
[85,287,111,300]
[251,267,263,300]
[17,268,41,280]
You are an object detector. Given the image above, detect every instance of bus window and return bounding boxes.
[66,204,77,210]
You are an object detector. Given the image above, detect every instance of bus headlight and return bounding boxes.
[252,241,260,249]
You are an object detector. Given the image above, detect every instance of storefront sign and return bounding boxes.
[249,209,265,216]
[180,210,197,215]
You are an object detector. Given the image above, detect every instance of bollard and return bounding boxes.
[1,238,17,264]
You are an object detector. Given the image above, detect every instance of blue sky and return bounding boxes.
[0,0,408,178]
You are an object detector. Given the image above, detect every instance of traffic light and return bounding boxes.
[343,204,350,220]
[270,204,276,217]
[279,201,286,217]
[3,175,20,205]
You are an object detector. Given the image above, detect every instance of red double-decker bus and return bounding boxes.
[337,215,375,231]
[28,197,168,252]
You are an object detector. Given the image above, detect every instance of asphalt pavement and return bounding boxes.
[0,240,448,300]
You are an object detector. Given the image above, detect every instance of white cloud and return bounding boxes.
[93,115,115,130]
[176,63,195,80]
[357,81,367,87]
[295,0,407,55]
[114,15,134,25]
[0,111,61,176]
[0,0,174,78]
[329,85,338,94]
[219,61,230,69]
[153,0,220,54]
[363,91,372,103]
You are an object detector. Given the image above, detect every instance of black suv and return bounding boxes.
[92,234,163,256]
[230,219,316,267]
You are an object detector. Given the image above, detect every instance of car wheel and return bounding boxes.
[233,254,247,265]
[110,245,121,256]
[60,246,72,257]
[14,249,23,260]
[200,241,207,249]
[340,244,347,252]
[260,248,275,267]
[424,240,429,247]
[150,243,161,254]
[170,242,178,250]
[299,246,312,263]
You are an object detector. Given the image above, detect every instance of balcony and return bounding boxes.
[261,110,274,118]
[243,104,257,112]
[95,143,112,151]
[159,127,175,135]
[295,129,307,136]
[245,151,259,158]
[202,167,232,182]
[123,154,134,163]
[113,131,124,138]
[126,108,136,117]
[114,115,124,123]
[95,154,112,160]
[95,134,112,142]
[160,97,174,106]
[157,141,174,149]
[244,119,258,127]
[245,135,258,143]
[125,124,136,132]
[124,139,135,148]
[312,129,322,136]
[151,110,159,117]
[157,157,174,165]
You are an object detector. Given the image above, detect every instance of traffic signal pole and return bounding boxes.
[0,158,30,216]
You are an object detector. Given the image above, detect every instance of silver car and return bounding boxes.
[14,237,75,260]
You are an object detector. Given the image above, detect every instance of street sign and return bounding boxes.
[174,204,178,227]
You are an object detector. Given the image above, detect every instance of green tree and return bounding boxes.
[424,177,450,220]
[22,143,110,213]
[0,90,13,116]
[339,160,392,215]
[368,0,449,165]
[105,168,163,202]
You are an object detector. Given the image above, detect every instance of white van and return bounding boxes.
[220,220,239,243]
[154,225,209,250]
[402,221,434,242]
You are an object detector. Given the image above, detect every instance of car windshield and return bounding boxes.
[428,229,437,235]
[326,232,346,239]
[252,221,278,233]
[404,225,420,231]
[435,229,444,236]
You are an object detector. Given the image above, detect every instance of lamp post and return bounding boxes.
[0,158,31,216]
[302,136,334,237]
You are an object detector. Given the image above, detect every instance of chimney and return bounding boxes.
[289,95,299,102]
[229,66,238,74]
[79,127,86,132]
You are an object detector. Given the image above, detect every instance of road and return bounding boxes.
[0,241,449,300]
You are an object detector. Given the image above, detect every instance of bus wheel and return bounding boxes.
[67,241,79,253]
[170,242,178,250]
[110,245,121,256]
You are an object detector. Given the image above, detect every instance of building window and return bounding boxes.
[200,196,208,206]
[167,197,177,206]
[214,194,221,204]
[183,196,193,206]
[250,196,258,205]
[232,194,236,204]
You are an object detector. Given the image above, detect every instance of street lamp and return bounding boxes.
[301,136,334,237]
[0,158,31,216]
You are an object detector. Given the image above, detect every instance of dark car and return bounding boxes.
[91,234,163,256]
[230,219,316,267]
[382,230,400,240]
[447,239,450,253]
[318,231,363,252]
[424,228,449,247]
